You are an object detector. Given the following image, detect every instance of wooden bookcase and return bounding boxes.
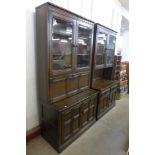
[35,2,119,152]
[91,23,119,119]
[36,2,98,152]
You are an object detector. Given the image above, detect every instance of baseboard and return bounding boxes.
[26,125,41,142]
[126,149,129,155]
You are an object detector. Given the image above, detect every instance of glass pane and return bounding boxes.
[108,35,116,49]
[106,49,114,65]
[77,25,92,68]
[96,32,107,65]
[52,18,73,71]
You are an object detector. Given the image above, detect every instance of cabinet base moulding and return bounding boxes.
[26,125,41,142]
[97,102,116,120]
[42,119,96,153]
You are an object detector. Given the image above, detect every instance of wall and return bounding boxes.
[26,0,129,131]
[121,30,129,61]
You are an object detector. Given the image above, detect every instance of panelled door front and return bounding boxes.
[110,85,117,106]
[99,89,110,113]
[80,98,90,127]
[61,104,81,144]
[88,95,97,121]
[61,94,97,144]
[61,109,72,144]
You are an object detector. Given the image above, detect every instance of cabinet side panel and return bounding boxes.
[91,25,97,87]
[36,5,49,102]
[42,104,59,149]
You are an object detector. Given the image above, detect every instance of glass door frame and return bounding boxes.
[75,19,94,72]
[94,25,108,69]
[49,11,76,76]
[105,31,117,67]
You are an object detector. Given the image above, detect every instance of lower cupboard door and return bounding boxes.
[88,96,96,121]
[61,110,72,143]
[61,105,81,144]
[72,105,81,134]
[80,98,90,127]
[99,92,110,112]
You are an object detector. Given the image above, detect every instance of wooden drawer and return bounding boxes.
[60,94,97,144]
[79,72,90,90]
[49,72,90,103]
[88,95,97,121]
[67,74,79,95]
[49,77,67,102]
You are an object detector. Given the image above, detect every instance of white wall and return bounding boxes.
[26,0,129,131]
[121,30,129,61]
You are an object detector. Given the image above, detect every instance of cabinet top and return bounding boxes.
[36,2,95,24]
[92,80,118,91]
[95,23,117,34]
[50,89,98,111]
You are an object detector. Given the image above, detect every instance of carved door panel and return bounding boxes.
[99,89,110,113]
[71,105,81,134]
[61,109,72,143]
[88,95,96,121]
[80,98,90,127]
[110,86,117,105]
[67,74,79,94]
[61,104,81,144]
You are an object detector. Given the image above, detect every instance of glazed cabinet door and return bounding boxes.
[109,85,118,106]
[75,20,94,71]
[49,12,76,76]
[95,27,108,69]
[106,33,116,67]
[98,88,110,114]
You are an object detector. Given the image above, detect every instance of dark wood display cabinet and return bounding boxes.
[36,2,98,152]
[91,23,118,120]
[36,2,94,103]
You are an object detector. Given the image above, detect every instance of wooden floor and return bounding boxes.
[27,95,129,155]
